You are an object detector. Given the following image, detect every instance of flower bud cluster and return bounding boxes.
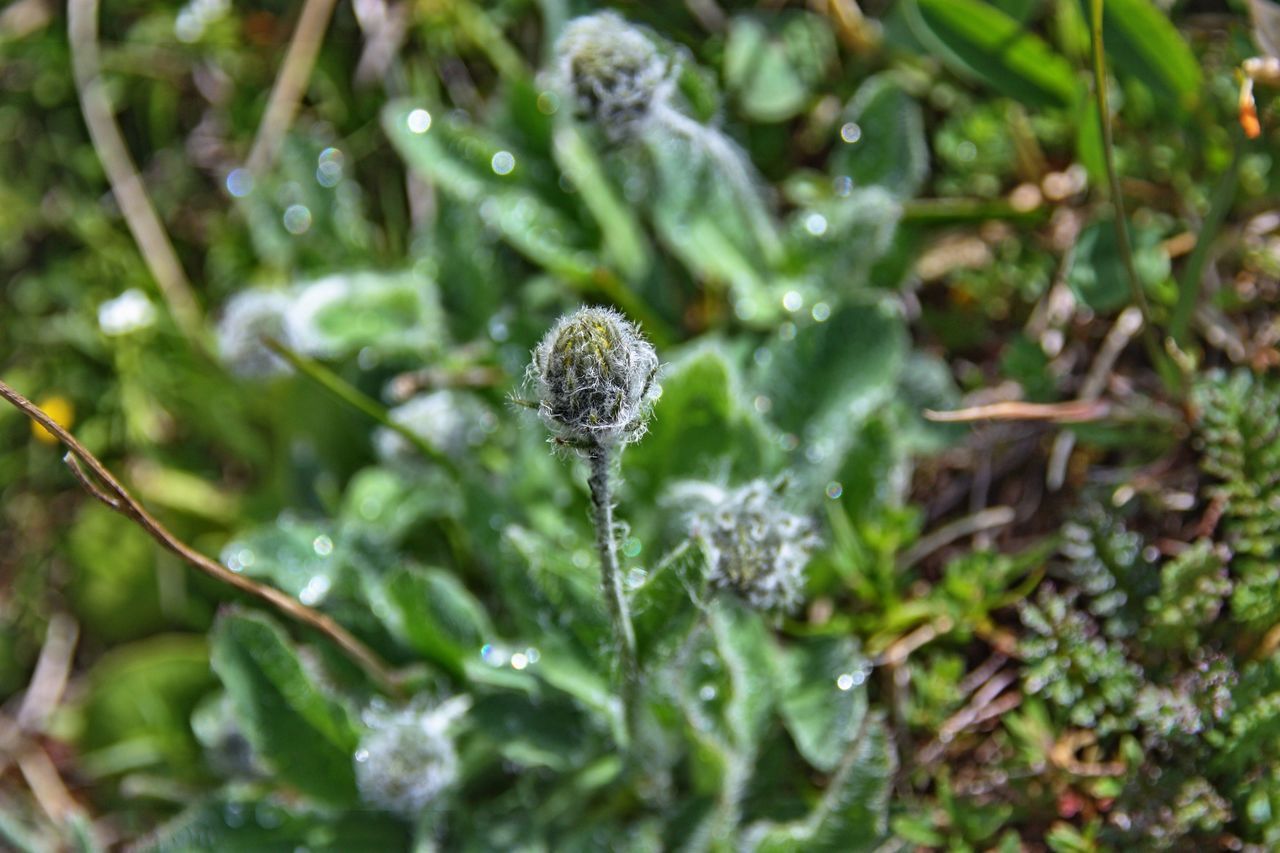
[526,306,660,450]
[555,12,672,141]
[353,697,467,818]
[688,479,821,613]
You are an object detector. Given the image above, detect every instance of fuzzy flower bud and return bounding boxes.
[526,306,660,450]
[353,697,467,818]
[688,479,822,613]
[555,12,671,140]
[216,289,293,378]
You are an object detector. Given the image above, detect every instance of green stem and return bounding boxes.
[1170,144,1242,346]
[586,444,639,745]
[263,337,456,474]
[1088,0,1176,389]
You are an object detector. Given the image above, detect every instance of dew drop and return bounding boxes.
[225,168,253,198]
[491,151,516,176]
[840,122,862,144]
[699,684,717,702]
[825,481,843,500]
[407,109,432,134]
[283,204,312,235]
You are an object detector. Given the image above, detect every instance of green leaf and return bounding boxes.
[1066,218,1171,312]
[340,466,461,544]
[383,101,599,283]
[631,541,709,668]
[709,597,776,748]
[469,691,598,771]
[210,611,361,806]
[288,270,445,360]
[552,123,651,280]
[904,0,1080,108]
[139,796,410,852]
[788,188,902,288]
[747,715,896,852]
[220,517,344,605]
[725,16,834,122]
[775,636,869,773]
[74,635,215,780]
[831,75,929,198]
[372,565,492,680]
[642,125,783,321]
[1095,0,1202,112]
[755,299,908,495]
[627,345,779,500]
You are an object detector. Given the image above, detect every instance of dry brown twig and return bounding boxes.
[0,378,403,697]
[923,399,1111,424]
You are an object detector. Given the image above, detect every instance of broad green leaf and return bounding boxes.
[373,565,493,679]
[67,504,165,643]
[787,188,902,289]
[904,0,1080,108]
[139,796,410,852]
[1095,0,1202,112]
[671,599,774,755]
[499,525,611,664]
[340,466,461,544]
[286,270,445,360]
[747,715,896,852]
[383,101,600,283]
[74,635,214,780]
[631,540,709,668]
[642,125,784,322]
[627,345,779,500]
[469,691,597,771]
[757,299,906,435]
[210,611,361,805]
[830,75,928,198]
[775,636,869,772]
[709,597,777,748]
[220,517,345,605]
[552,123,650,280]
[1066,219,1171,312]
[725,15,834,122]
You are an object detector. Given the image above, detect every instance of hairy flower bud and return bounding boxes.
[527,306,660,450]
[216,289,293,378]
[688,479,822,613]
[353,697,467,818]
[555,12,671,140]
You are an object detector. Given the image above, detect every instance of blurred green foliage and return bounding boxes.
[2,0,1280,850]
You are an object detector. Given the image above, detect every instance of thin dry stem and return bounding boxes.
[0,378,403,697]
[924,400,1110,423]
[68,0,204,345]
[245,0,340,175]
